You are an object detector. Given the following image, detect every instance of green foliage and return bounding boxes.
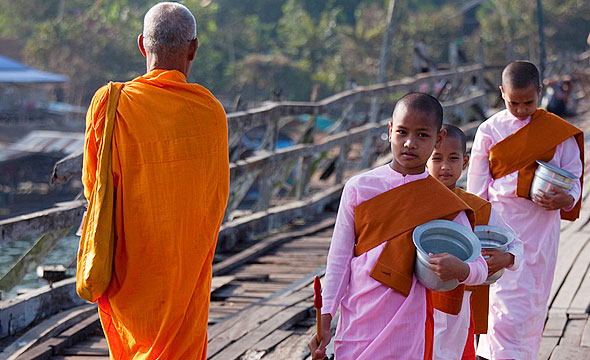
[1,0,588,106]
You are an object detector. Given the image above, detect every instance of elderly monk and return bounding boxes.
[82,2,229,358]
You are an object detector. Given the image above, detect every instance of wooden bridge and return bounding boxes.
[1,52,589,359]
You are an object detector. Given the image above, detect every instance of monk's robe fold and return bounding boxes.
[353,175,475,308]
[430,187,491,319]
[489,108,584,221]
[83,69,229,359]
[451,187,492,334]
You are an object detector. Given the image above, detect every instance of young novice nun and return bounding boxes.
[308,93,488,360]
[468,61,584,360]
[427,124,523,360]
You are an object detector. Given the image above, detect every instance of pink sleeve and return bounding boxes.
[488,208,523,270]
[453,211,488,286]
[556,136,583,210]
[467,125,493,201]
[321,181,357,317]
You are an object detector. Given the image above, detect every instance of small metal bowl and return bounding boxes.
[413,220,481,291]
[474,225,515,285]
[530,161,576,200]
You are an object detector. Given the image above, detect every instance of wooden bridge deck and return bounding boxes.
[13,108,590,359]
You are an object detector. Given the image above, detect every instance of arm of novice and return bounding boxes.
[488,208,522,270]
[321,181,357,318]
[557,136,583,210]
[467,126,493,200]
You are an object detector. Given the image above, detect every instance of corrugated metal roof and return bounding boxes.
[0,55,68,83]
[0,131,83,162]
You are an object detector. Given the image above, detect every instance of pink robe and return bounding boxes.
[433,207,523,360]
[467,109,582,360]
[322,165,488,360]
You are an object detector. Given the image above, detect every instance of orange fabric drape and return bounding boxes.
[430,187,491,317]
[353,176,474,308]
[489,108,584,221]
[83,69,229,359]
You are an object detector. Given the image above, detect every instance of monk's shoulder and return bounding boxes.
[86,84,111,129]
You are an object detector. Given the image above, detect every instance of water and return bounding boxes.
[0,230,79,299]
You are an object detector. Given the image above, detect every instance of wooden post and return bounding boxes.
[254,168,273,212]
[336,143,349,184]
[295,155,313,200]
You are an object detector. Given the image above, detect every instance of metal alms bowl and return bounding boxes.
[474,225,515,285]
[413,220,481,292]
[530,161,576,200]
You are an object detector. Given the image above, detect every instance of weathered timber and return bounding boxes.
[0,201,84,245]
[0,278,86,339]
[213,217,334,277]
[0,228,71,292]
[0,304,96,359]
[216,185,342,251]
[50,149,83,185]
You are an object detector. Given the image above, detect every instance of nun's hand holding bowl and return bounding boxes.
[533,186,574,211]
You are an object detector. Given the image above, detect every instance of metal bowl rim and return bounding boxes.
[413,219,481,263]
[536,160,577,180]
[474,225,515,248]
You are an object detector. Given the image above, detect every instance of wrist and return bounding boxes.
[458,262,470,282]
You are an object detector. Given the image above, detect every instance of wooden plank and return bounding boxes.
[538,336,559,360]
[560,318,587,347]
[544,313,568,338]
[568,266,590,316]
[580,317,590,347]
[207,269,323,358]
[213,217,335,276]
[0,304,96,359]
[210,300,313,360]
[210,276,235,293]
[254,329,293,351]
[0,201,85,244]
[548,232,590,309]
[549,346,590,360]
[549,239,590,314]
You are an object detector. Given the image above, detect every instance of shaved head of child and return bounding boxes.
[427,124,469,188]
[389,92,446,176]
[500,61,542,121]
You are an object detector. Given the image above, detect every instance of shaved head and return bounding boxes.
[441,124,467,155]
[393,92,443,130]
[143,2,197,55]
[502,61,540,90]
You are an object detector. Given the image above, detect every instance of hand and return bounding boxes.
[482,249,514,275]
[308,313,332,360]
[533,186,574,211]
[428,253,470,282]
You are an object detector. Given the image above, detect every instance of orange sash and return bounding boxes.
[354,175,474,301]
[430,187,491,318]
[489,109,584,221]
[453,187,492,334]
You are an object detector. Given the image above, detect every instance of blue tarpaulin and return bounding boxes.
[0,55,68,83]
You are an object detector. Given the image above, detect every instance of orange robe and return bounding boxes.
[83,69,229,359]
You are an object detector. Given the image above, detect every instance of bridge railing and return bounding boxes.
[1,52,589,311]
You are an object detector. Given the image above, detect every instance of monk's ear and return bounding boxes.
[388,121,393,142]
[462,154,470,171]
[138,34,147,58]
[536,85,542,96]
[499,86,505,99]
[188,37,198,61]
[435,128,447,148]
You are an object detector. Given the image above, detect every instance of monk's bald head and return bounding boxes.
[143,2,197,55]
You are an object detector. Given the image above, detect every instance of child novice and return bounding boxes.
[427,124,522,360]
[468,61,584,360]
[308,93,488,360]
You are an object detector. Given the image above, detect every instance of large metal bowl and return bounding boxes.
[530,160,576,200]
[413,220,481,291]
[474,225,515,285]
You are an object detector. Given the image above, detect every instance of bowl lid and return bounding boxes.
[413,219,481,263]
[536,160,577,179]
